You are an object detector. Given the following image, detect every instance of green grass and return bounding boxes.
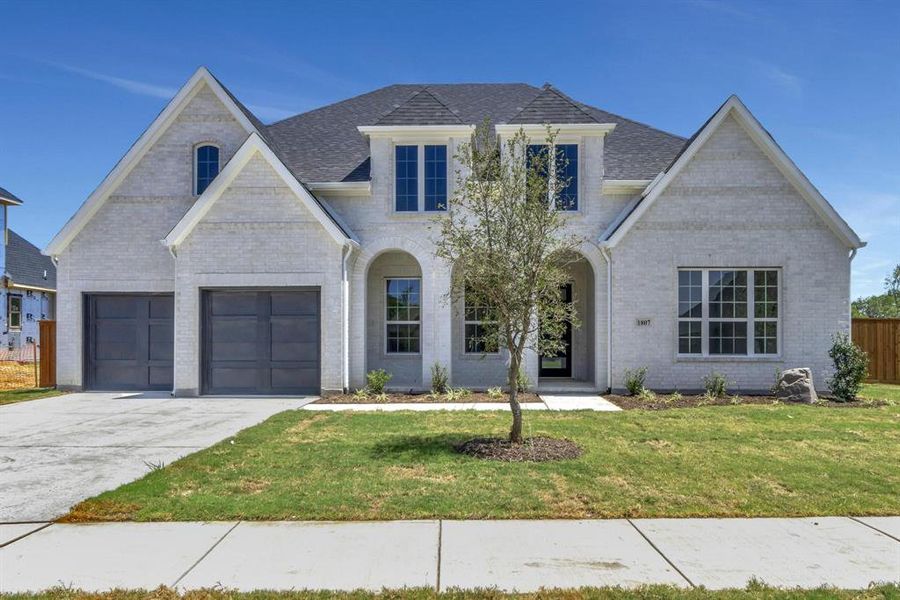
[2,585,898,600]
[0,387,62,406]
[859,383,900,403]
[65,404,900,522]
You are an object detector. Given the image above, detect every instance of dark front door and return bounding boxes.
[539,283,573,378]
[202,289,320,395]
[84,294,174,391]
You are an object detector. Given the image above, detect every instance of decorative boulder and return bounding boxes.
[774,368,818,403]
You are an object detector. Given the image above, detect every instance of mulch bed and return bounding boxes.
[454,436,583,462]
[607,393,886,410]
[317,392,542,404]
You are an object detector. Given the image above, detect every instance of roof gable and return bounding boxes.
[602,95,864,250]
[375,88,463,125]
[507,84,600,124]
[163,133,356,249]
[44,67,262,256]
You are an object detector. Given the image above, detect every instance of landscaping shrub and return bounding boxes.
[637,388,657,403]
[366,369,392,394]
[623,366,648,396]
[352,388,369,401]
[430,362,449,395]
[445,387,472,402]
[516,369,531,393]
[487,386,503,400]
[703,372,729,398]
[827,332,869,402]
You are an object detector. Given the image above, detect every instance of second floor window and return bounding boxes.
[395,144,448,212]
[526,143,579,211]
[195,145,220,195]
[464,289,498,354]
[7,295,22,330]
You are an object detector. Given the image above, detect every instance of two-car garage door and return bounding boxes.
[84,289,320,395]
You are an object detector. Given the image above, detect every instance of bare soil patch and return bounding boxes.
[318,391,542,404]
[607,393,886,410]
[455,436,583,462]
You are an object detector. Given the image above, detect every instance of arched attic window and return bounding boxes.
[194,144,220,195]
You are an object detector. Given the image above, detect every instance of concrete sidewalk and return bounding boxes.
[306,394,622,412]
[2,517,897,592]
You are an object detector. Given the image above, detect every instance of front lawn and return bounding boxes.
[0,387,63,406]
[3,585,898,600]
[859,382,900,403]
[65,404,900,522]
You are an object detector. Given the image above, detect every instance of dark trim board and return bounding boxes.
[201,288,321,395]
[83,293,174,391]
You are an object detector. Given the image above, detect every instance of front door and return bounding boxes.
[539,283,572,378]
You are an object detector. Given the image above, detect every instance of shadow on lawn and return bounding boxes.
[369,433,476,459]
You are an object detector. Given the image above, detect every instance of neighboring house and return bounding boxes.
[1,186,56,351]
[44,67,863,395]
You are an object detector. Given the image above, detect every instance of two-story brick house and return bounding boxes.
[44,68,863,396]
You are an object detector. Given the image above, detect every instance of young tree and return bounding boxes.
[852,263,900,318]
[433,121,583,443]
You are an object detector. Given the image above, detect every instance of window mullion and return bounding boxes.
[417,145,425,212]
[747,270,755,357]
[701,270,709,356]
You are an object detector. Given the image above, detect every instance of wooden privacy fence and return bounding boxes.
[851,318,900,384]
[39,320,56,388]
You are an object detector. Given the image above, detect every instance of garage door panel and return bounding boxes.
[86,294,174,391]
[271,341,317,361]
[271,367,318,390]
[149,366,174,387]
[209,365,261,391]
[148,324,174,361]
[270,291,318,316]
[94,296,138,319]
[149,297,174,319]
[210,292,258,316]
[94,323,138,360]
[270,317,317,342]
[203,289,320,395]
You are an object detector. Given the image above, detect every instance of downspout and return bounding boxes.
[848,248,858,329]
[600,246,612,393]
[341,243,352,393]
[167,243,178,396]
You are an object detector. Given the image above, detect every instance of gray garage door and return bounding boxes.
[202,289,320,395]
[84,294,174,391]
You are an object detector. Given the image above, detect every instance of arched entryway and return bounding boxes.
[365,250,424,389]
[538,252,597,390]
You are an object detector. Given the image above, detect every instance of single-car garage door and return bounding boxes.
[202,289,320,395]
[84,294,174,391]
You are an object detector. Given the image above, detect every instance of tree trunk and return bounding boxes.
[508,360,523,444]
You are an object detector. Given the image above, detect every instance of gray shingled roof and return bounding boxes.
[264,83,686,183]
[6,230,56,289]
[0,186,23,204]
[508,85,599,124]
[375,88,463,125]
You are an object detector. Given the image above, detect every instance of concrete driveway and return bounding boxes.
[0,392,314,521]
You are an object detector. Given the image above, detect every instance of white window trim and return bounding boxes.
[385,277,422,355]
[392,142,449,213]
[193,142,222,196]
[463,290,500,356]
[676,268,782,359]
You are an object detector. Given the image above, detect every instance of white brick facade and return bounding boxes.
[50,77,859,396]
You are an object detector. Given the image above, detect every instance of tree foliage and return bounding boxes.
[852,264,900,318]
[433,120,583,443]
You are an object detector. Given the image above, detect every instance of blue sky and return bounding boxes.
[1,0,897,297]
